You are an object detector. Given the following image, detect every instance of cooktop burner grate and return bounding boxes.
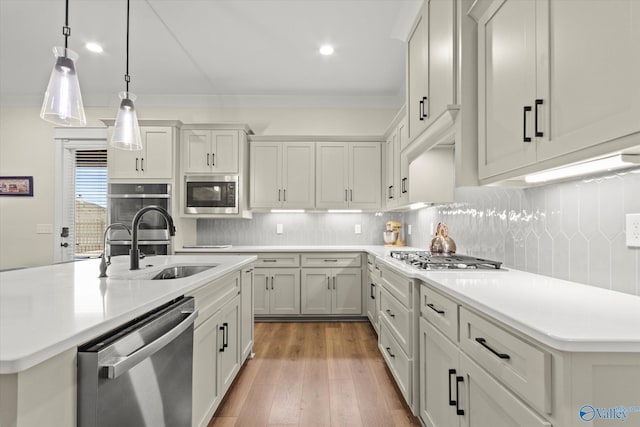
[389,251,502,270]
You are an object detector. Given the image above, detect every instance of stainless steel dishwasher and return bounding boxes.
[78,297,197,427]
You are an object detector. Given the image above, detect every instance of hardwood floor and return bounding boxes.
[208,321,421,427]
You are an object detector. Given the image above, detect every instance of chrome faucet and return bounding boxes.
[130,206,175,270]
[99,223,131,277]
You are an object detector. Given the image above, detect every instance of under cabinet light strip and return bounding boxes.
[524,154,640,184]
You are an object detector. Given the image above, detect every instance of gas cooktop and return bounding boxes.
[389,250,502,270]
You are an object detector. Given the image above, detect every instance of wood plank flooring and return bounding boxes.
[208,321,421,427]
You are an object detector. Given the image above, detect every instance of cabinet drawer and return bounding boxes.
[255,253,300,267]
[379,288,412,355]
[420,285,458,343]
[367,255,381,280]
[379,320,411,405]
[459,307,551,414]
[379,264,414,308]
[301,252,361,268]
[188,271,240,328]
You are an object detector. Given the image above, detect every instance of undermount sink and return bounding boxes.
[151,264,218,280]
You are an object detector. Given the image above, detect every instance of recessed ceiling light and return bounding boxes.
[319,45,334,56]
[85,42,104,53]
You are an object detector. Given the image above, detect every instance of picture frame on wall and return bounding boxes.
[0,176,34,197]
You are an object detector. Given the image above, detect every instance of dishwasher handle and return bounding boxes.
[101,309,198,379]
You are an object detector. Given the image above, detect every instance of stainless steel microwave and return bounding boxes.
[184,175,239,214]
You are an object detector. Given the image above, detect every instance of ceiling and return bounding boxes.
[0,0,421,109]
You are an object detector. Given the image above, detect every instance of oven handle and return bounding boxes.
[108,194,171,199]
[100,309,198,379]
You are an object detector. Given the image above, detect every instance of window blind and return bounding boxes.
[75,150,107,257]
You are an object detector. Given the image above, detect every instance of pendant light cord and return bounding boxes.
[62,0,70,49]
[125,0,131,92]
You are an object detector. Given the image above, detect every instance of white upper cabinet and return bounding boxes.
[385,115,410,210]
[183,130,239,174]
[107,124,177,180]
[477,0,538,178]
[385,132,398,208]
[407,9,429,140]
[538,0,640,161]
[407,0,457,144]
[250,141,315,209]
[316,141,381,210]
[475,0,640,181]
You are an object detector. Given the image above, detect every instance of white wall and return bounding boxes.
[0,106,397,269]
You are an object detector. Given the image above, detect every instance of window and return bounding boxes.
[74,150,107,258]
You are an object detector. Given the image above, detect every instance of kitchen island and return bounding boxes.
[0,254,256,427]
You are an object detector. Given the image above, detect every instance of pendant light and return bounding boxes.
[110,0,142,151]
[40,0,86,126]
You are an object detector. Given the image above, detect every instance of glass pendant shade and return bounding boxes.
[40,47,86,126]
[110,91,142,151]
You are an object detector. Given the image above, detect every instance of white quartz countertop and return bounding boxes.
[374,255,640,353]
[179,244,640,352]
[0,254,256,374]
[3,245,639,374]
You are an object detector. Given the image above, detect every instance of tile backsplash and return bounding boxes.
[405,168,640,296]
[197,212,403,246]
[196,168,640,296]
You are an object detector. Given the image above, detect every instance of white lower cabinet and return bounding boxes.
[377,263,419,413]
[459,352,551,427]
[240,266,254,361]
[301,267,362,315]
[254,268,300,316]
[366,254,382,333]
[188,271,248,427]
[192,308,221,427]
[419,318,461,427]
[418,283,553,427]
[419,316,551,427]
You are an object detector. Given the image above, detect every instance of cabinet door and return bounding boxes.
[301,269,332,315]
[349,142,381,210]
[407,5,428,141]
[240,267,254,361]
[192,315,220,427]
[420,318,460,427]
[315,143,349,209]
[478,0,537,178]
[218,296,241,395]
[385,133,397,208]
[108,144,140,179]
[211,130,239,174]
[397,119,410,206]
[459,353,551,427]
[184,130,212,173]
[367,280,377,328]
[282,143,315,209]
[253,269,270,315]
[140,126,173,179]
[537,0,640,161]
[332,268,362,315]
[427,0,456,124]
[270,268,301,315]
[250,143,281,208]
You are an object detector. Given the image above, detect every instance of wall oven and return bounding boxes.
[108,183,172,256]
[184,175,239,214]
